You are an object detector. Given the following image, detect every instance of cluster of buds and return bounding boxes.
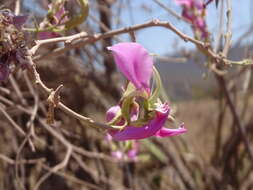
[105,42,186,141]
[175,0,209,41]
[0,10,28,81]
[38,1,69,39]
[37,0,89,39]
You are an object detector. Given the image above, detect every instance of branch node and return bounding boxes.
[46,85,64,124]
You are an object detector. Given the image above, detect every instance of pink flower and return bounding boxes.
[175,0,208,40]
[106,42,187,141]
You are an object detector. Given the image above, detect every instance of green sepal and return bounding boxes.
[148,66,162,110]
[122,82,136,98]
[122,82,149,99]
[121,82,146,124]
[121,96,133,123]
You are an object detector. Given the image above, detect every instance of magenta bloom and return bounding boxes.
[107,42,153,92]
[106,42,187,141]
[175,0,208,40]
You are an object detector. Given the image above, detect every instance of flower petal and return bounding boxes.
[106,105,121,122]
[155,123,187,137]
[110,103,170,141]
[108,42,153,90]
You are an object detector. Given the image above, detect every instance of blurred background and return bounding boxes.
[0,0,253,189]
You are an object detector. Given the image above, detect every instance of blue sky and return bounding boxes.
[24,0,252,55]
[112,0,252,55]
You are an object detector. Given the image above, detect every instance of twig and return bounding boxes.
[152,0,189,22]
[0,87,10,95]
[9,75,27,105]
[14,0,21,15]
[0,154,101,189]
[26,55,113,130]
[222,0,232,56]
[216,76,253,163]
[39,163,103,190]
[33,19,231,65]
[30,32,88,55]
[0,104,25,136]
[0,154,45,165]
[46,84,63,124]
[34,146,72,190]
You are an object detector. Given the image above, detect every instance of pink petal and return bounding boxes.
[155,123,187,137]
[110,103,170,141]
[108,42,153,91]
[106,105,121,122]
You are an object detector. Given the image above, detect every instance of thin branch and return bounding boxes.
[14,0,21,15]
[30,32,88,55]
[9,75,27,105]
[152,0,189,22]
[34,146,72,190]
[0,104,25,136]
[222,0,232,56]
[33,19,229,65]
[26,55,113,130]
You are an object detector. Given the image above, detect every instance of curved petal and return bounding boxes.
[106,105,121,122]
[155,123,187,137]
[110,103,170,141]
[108,42,153,90]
